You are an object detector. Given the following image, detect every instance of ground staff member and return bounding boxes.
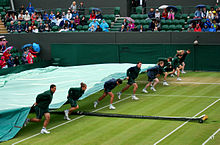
[24,84,56,134]
[94,78,122,110]
[64,82,87,120]
[117,62,142,100]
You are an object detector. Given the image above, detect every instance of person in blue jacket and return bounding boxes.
[209,24,216,32]
[26,3,34,15]
[142,61,164,93]
[202,24,210,32]
[100,19,109,32]
[94,78,122,110]
[89,19,99,29]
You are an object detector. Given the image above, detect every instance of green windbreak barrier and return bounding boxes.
[51,44,220,71]
[0,63,154,142]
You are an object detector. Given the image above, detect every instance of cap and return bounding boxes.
[156,9,159,11]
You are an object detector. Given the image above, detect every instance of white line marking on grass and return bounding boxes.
[136,81,220,85]
[12,96,132,145]
[133,94,220,99]
[202,128,220,145]
[154,98,220,145]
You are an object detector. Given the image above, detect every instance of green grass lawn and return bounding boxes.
[3,72,220,145]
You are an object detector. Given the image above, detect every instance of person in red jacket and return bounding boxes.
[3,49,11,60]
[162,9,168,19]
[194,24,202,32]
[0,56,7,69]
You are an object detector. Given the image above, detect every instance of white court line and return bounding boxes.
[153,98,220,145]
[12,96,132,145]
[133,94,220,99]
[136,81,220,85]
[202,128,220,145]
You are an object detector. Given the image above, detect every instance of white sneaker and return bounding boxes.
[109,104,116,110]
[117,92,121,100]
[170,74,174,77]
[177,77,182,81]
[150,87,157,92]
[132,95,139,100]
[94,101,98,108]
[41,128,50,134]
[163,81,169,86]
[23,118,29,127]
[181,71,186,74]
[175,71,177,75]
[64,116,71,121]
[142,89,148,93]
[64,110,71,121]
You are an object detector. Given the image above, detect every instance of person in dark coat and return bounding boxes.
[94,79,122,110]
[142,61,164,93]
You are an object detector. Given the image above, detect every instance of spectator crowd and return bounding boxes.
[3,1,110,33]
[0,36,39,69]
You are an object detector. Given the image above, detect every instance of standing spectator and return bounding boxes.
[148,8,155,19]
[31,12,37,21]
[162,9,168,19]
[78,2,85,15]
[194,8,201,18]
[80,16,87,26]
[16,21,24,33]
[70,1,77,11]
[43,11,49,21]
[26,3,34,15]
[168,9,175,20]
[19,5,25,14]
[66,10,72,20]
[155,9,160,19]
[18,11,24,21]
[74,15,80,25]
[24,11,31,21]
[72,10,79,19]
[0,56,7,69]
[89,10,96,20]
[8,21,16,33]
[100,19,109,32]
[38,22,45,32]
[194,24,201,32]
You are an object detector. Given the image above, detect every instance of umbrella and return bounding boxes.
[3,46,13,53]
[21,44,32,50]
[159,5,169,9]
[126,17,135,23]
[190,18,202,23]
[92,8,101,12]
[196,5,206,8]
[166,6,178,12]
[32,43,40,53]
